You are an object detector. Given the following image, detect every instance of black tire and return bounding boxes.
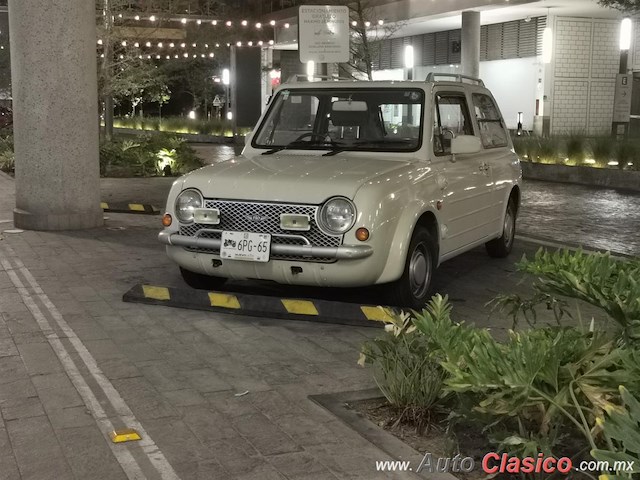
[387,227,436,309]
[485,199,517,258]
[179,267,227,290]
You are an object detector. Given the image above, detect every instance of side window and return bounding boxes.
[473,93,508,148]
[433,94,473,155]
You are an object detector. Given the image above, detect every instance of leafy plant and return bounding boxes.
[517,249,640,344]
[358,305,446,432]
[565,134,586,164]
[591,386,640,478]
[412,299,640,459]
[590,136,615,168]
[537,137,561,164]
[615,141,638,170]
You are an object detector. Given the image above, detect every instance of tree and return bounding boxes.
[161,58,221,117]
[598,0,640,12]
[303,0,404,80]
[0,24,11,101]
[110,58,169,116]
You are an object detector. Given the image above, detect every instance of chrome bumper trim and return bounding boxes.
[158,231,373,260]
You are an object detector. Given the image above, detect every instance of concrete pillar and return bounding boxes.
[461,11,481,79]
[8,0,103,230]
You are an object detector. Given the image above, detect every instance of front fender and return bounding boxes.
[376,201,440,284]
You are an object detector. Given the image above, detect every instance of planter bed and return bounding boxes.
[522,161,640,192]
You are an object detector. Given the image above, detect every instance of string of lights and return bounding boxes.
[105,13,385,29]
[97,39,274,48]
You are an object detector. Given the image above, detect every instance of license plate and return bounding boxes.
[220,231,271,262]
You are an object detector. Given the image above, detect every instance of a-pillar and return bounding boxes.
[8,0,103,230]
[461,11,481,79]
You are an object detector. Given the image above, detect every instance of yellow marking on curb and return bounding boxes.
[128,203,146,212]
[208,292,241,309]
[281,299,319,316]
[110,428,142,443]
[100,202,109,210]
[142,285,170,301]
[361,306,395,322]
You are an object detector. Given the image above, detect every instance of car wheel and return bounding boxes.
[485,199,516,258]
[387,227,436,309]
[179,267,227,290]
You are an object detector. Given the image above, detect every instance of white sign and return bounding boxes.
[212,95,222,108]
[613,74,632,123]
[298,5,350,63]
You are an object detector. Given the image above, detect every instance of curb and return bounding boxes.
[101,202,160,215]
[122,284,396,327]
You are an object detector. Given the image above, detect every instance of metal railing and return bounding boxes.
[425,73,485,86]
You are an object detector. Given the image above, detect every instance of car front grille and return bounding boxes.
[178,199,342,263]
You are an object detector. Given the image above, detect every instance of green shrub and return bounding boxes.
[100,133,202,177]
[537,137,561,164]
[590,136,615,168]
[564,134,586,164]
[517,249,640,344]
[358,305,446,432]
[616,140,639,170]
[592,386,640,478]
[0,150,14,174]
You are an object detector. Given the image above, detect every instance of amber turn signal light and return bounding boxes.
[355,227,370,241]
[162,214,172,227]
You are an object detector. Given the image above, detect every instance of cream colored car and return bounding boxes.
[159,74,522,307]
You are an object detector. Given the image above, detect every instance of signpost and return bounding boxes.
[612,74,632,124]
[298,5,350,64]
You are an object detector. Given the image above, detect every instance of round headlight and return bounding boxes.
[175,189,203,223]
[318,197,356,235]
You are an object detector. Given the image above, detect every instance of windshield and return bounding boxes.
[252,87,424,153]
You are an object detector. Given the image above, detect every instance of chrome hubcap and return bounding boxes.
[504,208,515,246]
[409,244,431,298]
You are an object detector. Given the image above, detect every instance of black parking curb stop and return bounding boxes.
[122,284,397,327]
[101,202,160,215]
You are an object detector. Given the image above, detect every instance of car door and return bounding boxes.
[470,91,514,236]
[432,89,495,255]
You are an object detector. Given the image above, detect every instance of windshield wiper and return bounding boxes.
[262,139,345,155]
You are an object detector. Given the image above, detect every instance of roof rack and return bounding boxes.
[425,73,484,86]
[286,74,355,83]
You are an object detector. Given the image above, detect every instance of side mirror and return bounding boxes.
[451,135,482,155]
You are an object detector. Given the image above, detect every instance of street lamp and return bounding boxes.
[404,45,414,81]
[612,18,633,137]
[222,68,230,122]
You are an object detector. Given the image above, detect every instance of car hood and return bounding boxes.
[181,152,413,203]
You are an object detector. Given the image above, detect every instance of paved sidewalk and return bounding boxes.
[0,171,410,480]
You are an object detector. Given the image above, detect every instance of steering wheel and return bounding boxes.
[292,132,332,143]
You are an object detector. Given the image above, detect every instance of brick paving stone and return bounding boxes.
[0,427,21,480]
[57,426,127,480]
[109,377,178,420]
[32,373,85,411]
[1,395,46,421]
[0,337,18,357]
[267,451,337,478]
[6,415,74,480]
[161,388,208,407]
[17,342,65,376]
[232,413,302,456]
[180,405,240,445]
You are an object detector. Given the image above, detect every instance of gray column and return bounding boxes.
[461,11,481,79]
[8,0,103,230]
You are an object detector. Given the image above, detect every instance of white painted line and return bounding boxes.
[0,249,180,480]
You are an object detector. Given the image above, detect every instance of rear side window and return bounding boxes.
[473,94,508,148]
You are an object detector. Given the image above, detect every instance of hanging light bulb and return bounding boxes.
[212,20,217,26]
[149,15,156,22]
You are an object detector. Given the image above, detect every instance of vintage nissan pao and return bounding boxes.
[159,74,522,308]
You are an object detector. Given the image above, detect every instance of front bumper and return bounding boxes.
[157,230,374,260]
